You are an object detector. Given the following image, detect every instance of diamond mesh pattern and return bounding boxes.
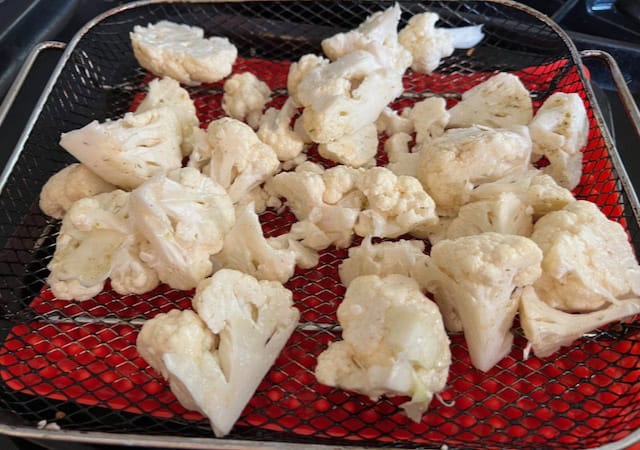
[0,1,638,449]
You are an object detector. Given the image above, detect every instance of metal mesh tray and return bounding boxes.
[0,1,639,449]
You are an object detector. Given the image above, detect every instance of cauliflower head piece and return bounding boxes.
[318,123,378,168]
[338,237,427,287]
[222,72,271,130]
[356,167,438,238]
[376,106,414,136]
[409,97,449,144]
[315,274,451,422]
[287,54,330,104]
[39,163,115,219]
[448,73,533,128]
[188,117,280,204]
[130,20,237,85]
[257,97,306,161]
[531,200,640,312]
[60,107,182,190]
[519,286,640,358]
[137,77,200,156]
[421,232,543,371]
[416,125,532,215]
[47,190,159,300]
[131,168,235,290]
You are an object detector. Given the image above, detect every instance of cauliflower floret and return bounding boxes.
[420,233,543,371]
[356,167,438,238]
[137,77,199,156]
[211,203,314,283]
[130,21,237,86]
[448,73,533,129]
[338,237,427,287]
[519,286,640,358]
[470,169,575,219]
[417,125,532,215]
[410,97,449,144]
[376,107,414,135]
[321,4,412,74]
[188,117,280,204]
[531,200,640,312]
[385,132,418,177]
[315,274,450,422]
[60,107,182,190]
[39,164,115,219]
[287,54,330,104]
[131,168,235,290]
[222,72,271,130]
[138,269,299,437]
[47,190,158,300]
[398,12,484,74]
[529,93,589,190]
[445,192,533,240]
[298,50,404,143]
[318,123,378,168]
[258,97,306,161]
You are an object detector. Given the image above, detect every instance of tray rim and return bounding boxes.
[0,0,638,449]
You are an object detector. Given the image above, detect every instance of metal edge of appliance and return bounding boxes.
[0,1,638,449]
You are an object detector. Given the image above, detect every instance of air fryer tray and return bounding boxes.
[0,1,638,449]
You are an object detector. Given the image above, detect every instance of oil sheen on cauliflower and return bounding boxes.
[222,72,271,130]
[416,125,532,215]
[188,117,280,205]
[136,77,200,156]
[529,92,589,190]
[315,274,451,422]
[47,190,158,300]
[130,20,237,85]
[398,12,484,74]
[60,107,182,190]
[531,200,640,312]
[519,286,640,358]
[338,237,427,287]
[137,269,299,437]
[421,232,543,371]
[131,168,235,290]
[447,73,533,129]
[39,163,115,219]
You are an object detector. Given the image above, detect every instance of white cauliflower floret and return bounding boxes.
[519,286,640,358]
[130,20,237,86]
[470,169,575,219]
[416,125,532,215]
[298,50,404,143]
[287,54,329,104]
[39,163,115,219]
[321,4,412,74]
[47,190,158,300]
[138,270,299,437]
[315,274,450,422]
[445,192,533,240]
[529,93,589,190]
[356,167,438,238]
[222,72,271,130]
[531,200,640,312]
[376,107,413,135]
[448,73,533,128]
[338,237,427,287]
[385,132,419,178]
[137,77,199,156]
[258,97,305,161]
[398,12,484,74]
[131,168,235,290]
[211,203,313,283]
[60,107,182,190]
[188,117,280,204]
[420,233,543,371]
[318,123,378,168]
[410,97,449,144]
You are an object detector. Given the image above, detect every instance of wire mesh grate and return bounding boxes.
[0,1,638,449]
